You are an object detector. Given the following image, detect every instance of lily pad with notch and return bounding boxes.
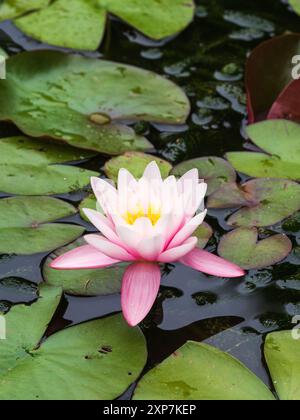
[171,157,236,195]
[133,340,275,400]
[0,196,84,255]
[226,120,300,180]
[0,0,195,51]
[218,227,292,270]
[208,178,300,228]
[0,51,190,155]
[0,136,99,195]
[0,285,147,400]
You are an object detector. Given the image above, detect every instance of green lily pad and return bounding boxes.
[289,1,300,16]
[44,239,127,296]
[171,157,236,195]
[208,179,300,227]
[0,51,189,155]
[133,341,275,400]
[218,228,292,270]
[104,152,172,182]
[0,285,147,400]
[226,120,300,180]
[0,136,98,195]
[79,194,101,222]
[265,330,300,400]
[195,222,213,249]
[0,0,195,51]
[0,196,84,255]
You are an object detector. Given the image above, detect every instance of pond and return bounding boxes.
[0,0,299,401]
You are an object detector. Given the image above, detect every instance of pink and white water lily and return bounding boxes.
[50,162,244,326]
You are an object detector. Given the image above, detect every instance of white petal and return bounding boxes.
[158,237,198,263]
[83,208,121,245]
[177,168,199,194]
[142,161,162,182]
[84,234,135,261]
[168,210,207,248]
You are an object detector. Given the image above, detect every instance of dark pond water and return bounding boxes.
[0,0,299,399]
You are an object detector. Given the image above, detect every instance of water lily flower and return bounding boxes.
[50,162,245,326]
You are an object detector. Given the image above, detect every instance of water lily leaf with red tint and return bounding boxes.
[218,227,292,270]
[268,79,300,122]
[246,34,300,123]
[208,178,300,227]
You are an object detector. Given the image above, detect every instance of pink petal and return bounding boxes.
[168,210,207,248]
[121,262,161,326]
[180,248,245,278]
[158,237,197,263]
[83,208,121,245]
[49,245,119,270]
[84,234,136,261]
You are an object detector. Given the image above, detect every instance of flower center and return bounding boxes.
[123,205,161,226]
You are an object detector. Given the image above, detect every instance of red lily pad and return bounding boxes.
[208,178,300,227]
[218,228,292,270]
[246,33,300,122]
[268,79,300,122]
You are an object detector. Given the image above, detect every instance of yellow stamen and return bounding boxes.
[123,205,161,225]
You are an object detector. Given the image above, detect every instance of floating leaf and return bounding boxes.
[79,194,100,222]
[0,0,195,51]
[133,341,275,400]
[194,223,213,249]
[44,239,127,296]
[265,330,300,400]
[218,228,292,270]
[289,0,300,16]
[223,10,275,33]
[208,179,300,227]
[268,79,300,122]
[246,33,300,122]
[0,285,147,400]
[226,120,300,180]
[0,51,189,154]
[171,157,236,195]
[0,136,98,195]
[0,196,84,255]
[104,152,172,183]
